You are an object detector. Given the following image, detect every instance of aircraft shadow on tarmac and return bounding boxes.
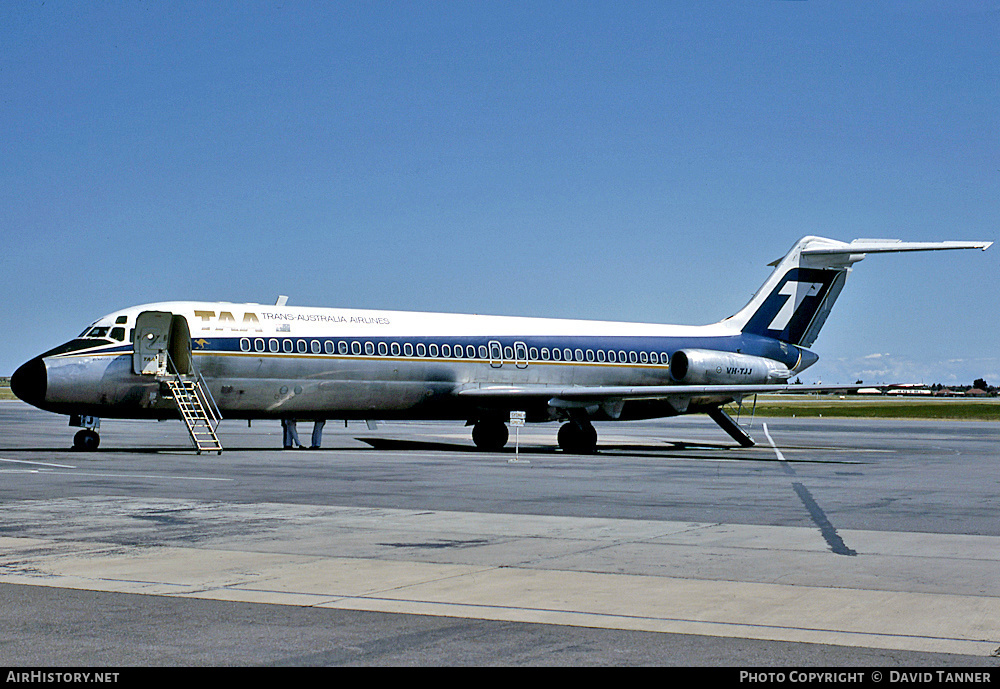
[358,435,752,458]
[353,436,864,464]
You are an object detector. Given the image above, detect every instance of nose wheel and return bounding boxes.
[70,414,101,451]
[73,429,100,451]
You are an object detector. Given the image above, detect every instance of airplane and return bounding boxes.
[10,235,992,454]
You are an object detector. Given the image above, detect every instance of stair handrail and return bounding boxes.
[164,350,223,429]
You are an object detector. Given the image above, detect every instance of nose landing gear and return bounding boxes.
[70,415,101,451]
[73,429,100,451]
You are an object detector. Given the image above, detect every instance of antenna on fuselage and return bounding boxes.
[275,295,289,306]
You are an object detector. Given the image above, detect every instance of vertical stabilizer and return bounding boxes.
[719,236,991,347]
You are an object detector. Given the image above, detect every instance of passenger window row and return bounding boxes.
[238,338,669,365]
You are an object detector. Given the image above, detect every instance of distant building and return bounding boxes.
[885,384,931,396]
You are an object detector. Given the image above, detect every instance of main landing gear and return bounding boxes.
[471,417,599,454]
[557,419,598,454]
[471,419,508,451]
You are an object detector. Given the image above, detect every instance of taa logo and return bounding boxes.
[767,281,823,332]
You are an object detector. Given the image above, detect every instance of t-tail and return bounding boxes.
[720,236,992,347]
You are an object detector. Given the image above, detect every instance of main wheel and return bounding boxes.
[73,429,100,451]
[472,420,508,451]
[557,422,598,454]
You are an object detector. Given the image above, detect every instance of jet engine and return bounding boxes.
[669,349,790,385]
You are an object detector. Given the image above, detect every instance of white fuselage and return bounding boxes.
[19,300,806,423]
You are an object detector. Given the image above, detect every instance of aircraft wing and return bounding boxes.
[454,382,861,404]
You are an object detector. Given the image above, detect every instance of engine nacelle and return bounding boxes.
[669,349,790,385]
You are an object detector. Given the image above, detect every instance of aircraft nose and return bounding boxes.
[11,357,47,407]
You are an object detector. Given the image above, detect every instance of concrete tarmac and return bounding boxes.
[1,400,998,666]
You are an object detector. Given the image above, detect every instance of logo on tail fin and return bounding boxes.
[742,268,840,345]
[767,280,824,331]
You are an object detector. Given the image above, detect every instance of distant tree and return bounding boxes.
[973,378,988,391]
[855,379,863,385]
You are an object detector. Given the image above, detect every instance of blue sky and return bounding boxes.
[2,1,997,384]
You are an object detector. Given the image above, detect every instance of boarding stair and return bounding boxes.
[162,364,223,454]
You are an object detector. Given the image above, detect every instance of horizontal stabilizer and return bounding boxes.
[801,238,992,257]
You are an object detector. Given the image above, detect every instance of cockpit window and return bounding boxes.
[110,327,126,341]
[85,326,111,339]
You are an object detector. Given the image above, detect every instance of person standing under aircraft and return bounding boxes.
[310,419,326,449]
[282,419,303,449]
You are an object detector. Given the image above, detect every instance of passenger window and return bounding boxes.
[649,352,658,364]
[324,341,334,354]
[269,339,279,352]
[629,351,638,363]
[404,343,414,356]
[552,348,561,361]
[441,344,451,357]
[311,340,321,354]
[529,347,538,360]
[297,340,307,353]
[597,350,606,362]
[478,345,488,359]
[240,338,251,352]
[391,342,401,356]
[540,348,550,361]
[365,342,375,355]
[466,345,476,358]
[640,351,648,363]
[378,342,388,356]
[283,339,293,353]
[352,341,362,355]
[416,343,426,356]
[563,348,573,361]
[255,339,265,352]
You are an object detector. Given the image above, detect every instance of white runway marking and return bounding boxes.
[0,457,76,469]
[761,423,786,462]
[43,471,234,482]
